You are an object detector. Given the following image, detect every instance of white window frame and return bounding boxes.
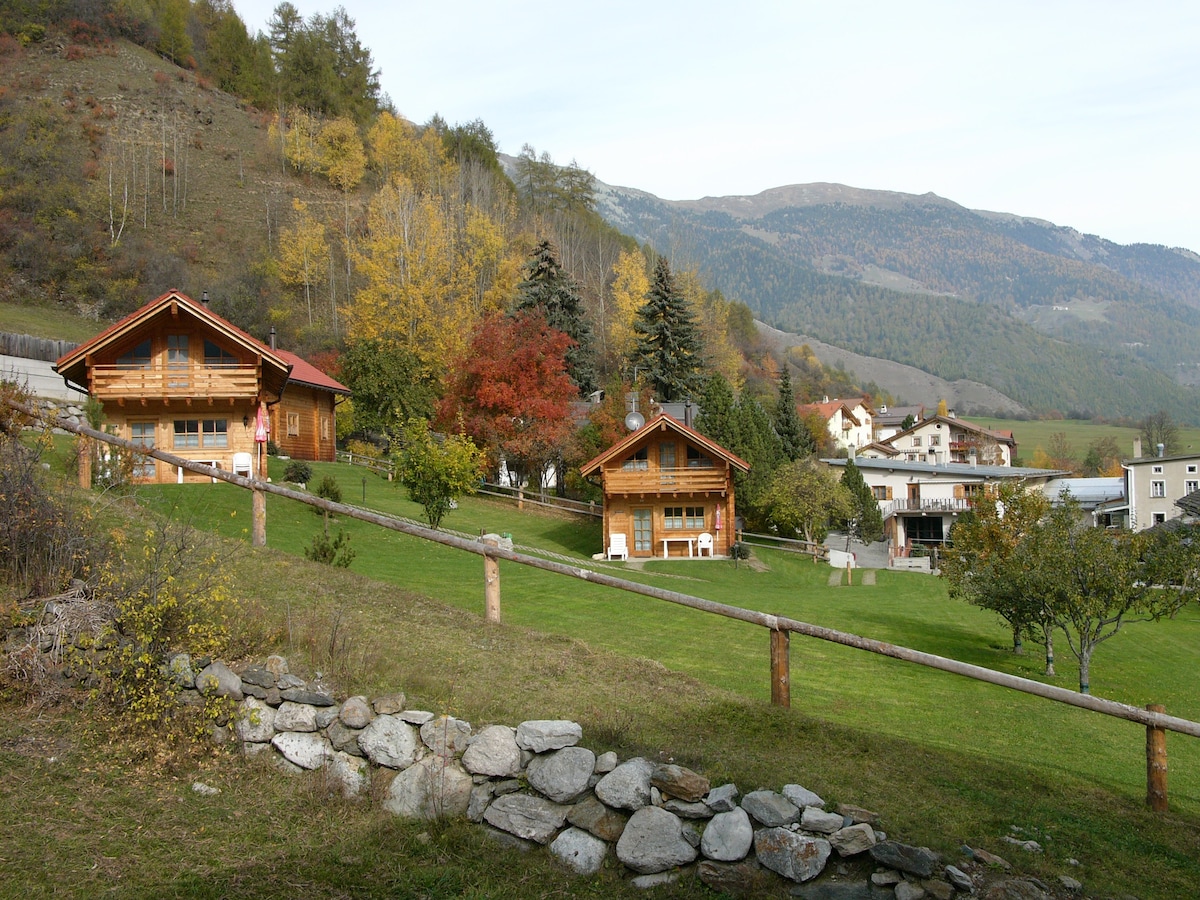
[1151,480,1166,498]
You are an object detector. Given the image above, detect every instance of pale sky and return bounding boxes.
[233,1,1200,252]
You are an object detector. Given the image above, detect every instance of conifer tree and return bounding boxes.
[840,458,884,543]
[514,239,597,395]
[632,257,703,402]
[774,368,813,461]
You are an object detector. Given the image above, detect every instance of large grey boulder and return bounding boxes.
[357,714,422,769]
[615,806,697,874]
[594,757,654,811]
[274,701,318,733]
[566,794,629,842]
[754,827,831,883]
[800,806,846,834]
[196,661,243,701]
[549,827,609,876]
[462,725,522,777]
[382,755,473,819]
[236,697,276,743]
[483,793,572,844]
[741,789,800,826]
[704,783,740,812]
[420,715,472,757]
[782,783,825,809]
[325,751,370,799]
[339,696,373,729]
[829,822,877,856]
[526,746,596,803]
[271,732,333,770]
[514,719,582,752]
[699,807,753,862]
[869,841,939,878]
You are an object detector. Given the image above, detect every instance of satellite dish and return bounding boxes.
[624,411,645,431]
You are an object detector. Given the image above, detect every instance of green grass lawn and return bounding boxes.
[136,457,1200,817]
[971,415,1200,464]
[7,450,1200,898]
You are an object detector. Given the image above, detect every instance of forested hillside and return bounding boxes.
[595,183,1200,421]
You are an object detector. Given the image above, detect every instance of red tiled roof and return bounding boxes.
[579,412,750,476]
[275,349,350,394]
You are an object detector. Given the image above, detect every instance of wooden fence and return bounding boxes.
[0,332,78,362]
[740,530,829,560]
[9,395,1196,813]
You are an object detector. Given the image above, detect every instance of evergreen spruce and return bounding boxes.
[841,458,885,543]
[515,239,597,396]
[774,368,813,460]
[631,257,703,402]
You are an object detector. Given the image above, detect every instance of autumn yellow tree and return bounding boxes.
[608,249,649,365]
[317,116,366,331]
[278,198,331,327]
[677,268,743,390]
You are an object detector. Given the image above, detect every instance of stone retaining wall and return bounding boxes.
[176,653,1077,899]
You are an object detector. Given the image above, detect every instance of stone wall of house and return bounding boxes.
[168,653,1079,899]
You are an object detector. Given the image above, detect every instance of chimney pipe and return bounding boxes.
[1158,442,1165,458]
[684,398,692,428]
[201,290,209,306]
[269,326,277,351]
[1133,437,1143,459]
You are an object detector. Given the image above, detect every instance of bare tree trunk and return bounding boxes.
[1043,626,1055,677]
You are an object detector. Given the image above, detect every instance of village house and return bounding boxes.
[825,456,1066,561]
[798,396,875,454]
[882,413,1016,466]
[54,289,347,483]
[871,403,926,443]
[1120,440,1200,531]
[579,413,749,559]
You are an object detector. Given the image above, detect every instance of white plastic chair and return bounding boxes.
[697,532,715,557]
[232,451,253,476]
[607,532,629,560]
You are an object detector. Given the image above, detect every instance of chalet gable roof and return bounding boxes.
[275,349,350,395]
[798,399,862,426]
[55,289,292,398]
[579,413,750,477]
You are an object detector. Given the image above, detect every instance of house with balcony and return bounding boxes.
[54,289,346,482]
[882,414,1016,466]
[580,413,749,558]
[824,456,1066,559]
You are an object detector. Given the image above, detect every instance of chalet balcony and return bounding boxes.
[603,466,729,496]
[89,365,260,403]
[884,497,973,517]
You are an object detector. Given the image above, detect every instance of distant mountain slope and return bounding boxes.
[593,180,1200,422]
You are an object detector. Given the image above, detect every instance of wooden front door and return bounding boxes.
[633,508,652,556]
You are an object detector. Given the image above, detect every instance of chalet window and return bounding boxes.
[685,506,705,529]
[117,339,151,369]
[1186,480,1199,495]
[1151,480,1166,498]
[622,447,648,470]
[167,335,189,388]
[686,446,712,468]
[204,340,238,368]
[659,442,676,469]
[1189,465,1198,475]
[202,419,228,448]
[663,507,684,529]
[130,421,156,478]
[287,412,301,437]
[912,436,922,447]
[961,483,984,499]
[871,486,888,501]
[929,434,941,446]
[174,419,200,448]
[320,417,330,441]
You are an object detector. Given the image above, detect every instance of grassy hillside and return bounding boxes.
[5,446,1200,897]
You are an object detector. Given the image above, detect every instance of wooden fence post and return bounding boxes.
[252,488,266,547]
[770,629,790,708]
[1147,703,1168,812]
[483,537,501,623]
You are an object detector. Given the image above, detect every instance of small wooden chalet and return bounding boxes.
[55,289,346,482]
[270,348,350,463]
[580,413,750,558]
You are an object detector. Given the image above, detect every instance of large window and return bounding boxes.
[659,442,676,469]
[663,506,704,529]
[621,447,648,470]
[204,339,238,368]
[130,421,156,478]
[167,335,189,388]
[1151,480,1166,498]
[174,419,227,449]
[116,339,151,369]
[686,446,712,468]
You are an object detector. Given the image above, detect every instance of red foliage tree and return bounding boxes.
[437,311,577,490]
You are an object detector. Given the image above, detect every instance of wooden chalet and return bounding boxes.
[55,289,346,482]
[270,348,350,463]
[580,413,750,558]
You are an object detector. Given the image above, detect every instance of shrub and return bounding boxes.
[315,475,342,504]
[730,542,751,560]
[304,529,355,568]
[283,459,312,485]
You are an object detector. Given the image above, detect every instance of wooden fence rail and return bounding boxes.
[7,396,1195,811]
